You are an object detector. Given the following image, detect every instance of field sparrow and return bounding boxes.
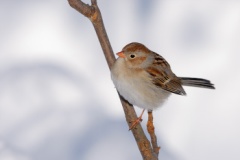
[111,42,215,129]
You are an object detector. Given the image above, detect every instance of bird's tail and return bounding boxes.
[179,77,215,89]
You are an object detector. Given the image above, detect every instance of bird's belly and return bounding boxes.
[112,72,170,110]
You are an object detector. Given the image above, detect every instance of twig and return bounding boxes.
[120,98,157,160]
[67,0,158,159]
[147,111,160,156]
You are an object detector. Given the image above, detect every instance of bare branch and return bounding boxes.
[68,0,158,159]
[120,98,158,160]
[68,0,93,18]
[147,111,160,157]
[91,0,97,5]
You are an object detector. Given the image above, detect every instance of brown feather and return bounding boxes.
[146,67,186,95]
[122,42,151,54]
[152,52,170,68]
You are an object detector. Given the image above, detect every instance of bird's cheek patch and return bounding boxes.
[129,57,146,65]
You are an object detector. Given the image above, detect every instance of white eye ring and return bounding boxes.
[130,54,135,58]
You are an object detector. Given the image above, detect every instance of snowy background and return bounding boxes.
[0,0,240,160]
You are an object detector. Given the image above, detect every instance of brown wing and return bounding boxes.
[146,52,186,95]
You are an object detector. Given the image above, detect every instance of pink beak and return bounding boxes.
[116,51,126,58]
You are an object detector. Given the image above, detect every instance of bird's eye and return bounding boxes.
[130,54,135,58]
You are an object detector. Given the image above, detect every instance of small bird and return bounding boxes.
[111,42,215,129]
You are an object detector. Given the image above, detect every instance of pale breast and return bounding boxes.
[111,59,171,110]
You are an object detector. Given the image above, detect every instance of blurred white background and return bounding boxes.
[0,0,239,160]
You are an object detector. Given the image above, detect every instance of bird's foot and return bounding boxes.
[129,117,143,130]
[128,109,145,130]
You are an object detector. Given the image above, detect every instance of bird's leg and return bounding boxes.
[129,109,145,130]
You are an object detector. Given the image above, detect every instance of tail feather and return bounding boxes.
[180,77,215,89]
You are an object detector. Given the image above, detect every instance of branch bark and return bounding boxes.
[147,111,160,157]
[68,1,158,159]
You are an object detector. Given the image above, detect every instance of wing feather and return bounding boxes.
[146,53,186,95]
